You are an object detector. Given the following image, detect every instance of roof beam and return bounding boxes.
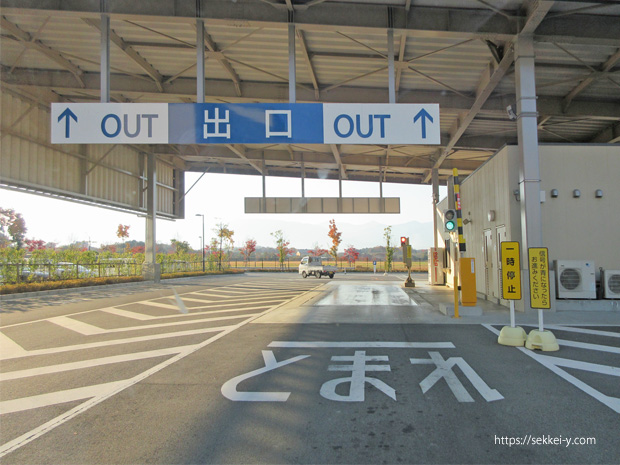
[422,48,515,183]
[82,18,164,92]
[520,1,555,35]
[4,68,619,120]
[0,16,85,87]
[225,144,264,174]
[330,144,347,179]
[395,32,407,94]
[4,3,620,46]
[201,28,242,97]
[422,0,554,183]
[589,120,620,144]
[563,47,620,111]
[296,29,320,100]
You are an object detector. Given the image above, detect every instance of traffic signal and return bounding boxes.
[444,209,457,232]
[401,237,412,267]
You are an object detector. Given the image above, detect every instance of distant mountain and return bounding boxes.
[227,218,434,250]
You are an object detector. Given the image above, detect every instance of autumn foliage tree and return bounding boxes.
[308,243,328,257]
[214,223,235,269]
[271,230,293,269]
[24,239,46,252]
[116,224,130,253]
[343,246,360,266]
[327,219,342,263]
[0,208,27,249]
[240,239,257,264]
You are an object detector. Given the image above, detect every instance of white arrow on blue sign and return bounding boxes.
[51,103,440,145]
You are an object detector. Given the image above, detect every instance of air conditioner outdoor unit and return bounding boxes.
[602,269,620,299]
[555,260,596,299]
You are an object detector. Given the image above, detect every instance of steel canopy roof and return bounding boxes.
[1,0,619,186]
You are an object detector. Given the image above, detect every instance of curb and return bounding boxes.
[0,273,244,302]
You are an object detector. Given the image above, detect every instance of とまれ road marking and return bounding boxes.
[221,350,310,401]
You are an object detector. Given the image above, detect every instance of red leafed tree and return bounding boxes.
[327,219,342,263]
[116,224,130,240]
[116,224,130,253]
[308,244,328,257]
[343,246,360,265]
[0,208,27,249]
[240,239,257,263]
[24,239,46,251]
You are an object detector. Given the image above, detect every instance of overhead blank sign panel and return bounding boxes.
[245,197,400,214]
[51,103,440,145]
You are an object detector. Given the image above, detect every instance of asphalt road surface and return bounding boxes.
[1,273,618,464]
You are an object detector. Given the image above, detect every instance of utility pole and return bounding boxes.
[195,214,205,272]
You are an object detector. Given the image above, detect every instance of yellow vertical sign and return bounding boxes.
[528,247,551,309]
[501,242,521,300]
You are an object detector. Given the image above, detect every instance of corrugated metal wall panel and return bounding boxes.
[1,91,181,218]
[1,91,82,193]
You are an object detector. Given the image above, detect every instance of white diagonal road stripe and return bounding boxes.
[0,326,234,360]
[101,304,271,321]
[0,332,28,358]
[1,345,197,381]
[49,316,105,335]
[0,381,126,415]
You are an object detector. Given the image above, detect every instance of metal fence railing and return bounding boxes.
[0,262,141,285]
[1,259,427,285]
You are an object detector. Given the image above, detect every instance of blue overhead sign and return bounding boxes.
[168,103,324,144]
[52,103,440,145]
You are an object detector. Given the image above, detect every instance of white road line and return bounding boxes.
[170,296,212,303]
[0,332,28,358]
[0,326,234,361]
[557,339,620,354]
[102,304,271,321]
[45,313,258,337]
[134,300,180,310]
[1,345,197,381]
[185,299,289,311]
[102,313,259,334]
[101,307,157,320]
[269,341,456,349]
[543,325,620,338]
[518,349,620,414]
[122,296,285,314]
[49,316,106,335]
[190,291,300,300]
[482,324,620,414]
[482,324,500,336]
[0,293,293,458]
[534,354,620,377]
[227,284,317,290]
[0,381,126,415]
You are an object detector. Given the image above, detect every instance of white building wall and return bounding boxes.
[438,144,620,307]
[539,145,620,271]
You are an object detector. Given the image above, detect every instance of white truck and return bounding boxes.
[299,256,337,279]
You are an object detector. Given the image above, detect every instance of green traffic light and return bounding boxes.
[446,220,456,231]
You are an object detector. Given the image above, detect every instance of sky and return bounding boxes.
[1,173,446,250]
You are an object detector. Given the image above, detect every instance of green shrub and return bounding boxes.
[0,270,244,294]
[0,276,144,295]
